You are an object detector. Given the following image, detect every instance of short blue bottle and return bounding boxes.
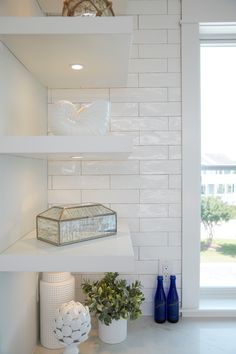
[167,275,179,323]
[154,275,166,323]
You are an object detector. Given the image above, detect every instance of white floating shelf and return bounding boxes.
[0,16,133,88]
[0,135,133,160]
[0,221,134,272]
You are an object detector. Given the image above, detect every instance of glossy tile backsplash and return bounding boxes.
[47,0,182,315]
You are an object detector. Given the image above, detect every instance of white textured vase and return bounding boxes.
[40,272,75,349]
[98,319,127,344]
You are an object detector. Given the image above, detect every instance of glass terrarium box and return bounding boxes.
[36,204,117,246]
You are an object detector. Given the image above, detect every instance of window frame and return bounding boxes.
[182,23,201,312]
[182,23,236,313]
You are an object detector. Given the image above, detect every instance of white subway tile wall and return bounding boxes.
[167,29,181,43]
[139,44,180,58]
[168,58,181,72]
[47,0,181,315]
[139,73,181,87]
[126,1,167,15]
[133,30,167,44]
[139,15,180,29]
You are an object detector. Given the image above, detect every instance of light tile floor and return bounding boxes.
[35,316,236,354]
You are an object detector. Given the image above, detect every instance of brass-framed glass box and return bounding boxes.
[36,204,117,246]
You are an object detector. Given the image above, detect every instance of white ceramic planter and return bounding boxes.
[98,319,127,344]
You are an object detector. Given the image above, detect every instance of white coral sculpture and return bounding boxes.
[49,100,110,136]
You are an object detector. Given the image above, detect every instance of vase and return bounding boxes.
[98,318,127,344]
[167,275,179,323]
[40,272,75,349]
[154,275,166,323]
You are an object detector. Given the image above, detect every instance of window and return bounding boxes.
[200,44,236,288]
[207,184,215,194]
[182,18,236,313]
[216,184,225,194]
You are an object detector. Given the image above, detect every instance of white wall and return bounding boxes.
[0,7,47,353]
[0,273,39,354]
[182,0,236,22]
[0,42,47,135]
[47,0,182,314]
[0,0,43,16]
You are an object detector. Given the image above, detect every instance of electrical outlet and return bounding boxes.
[162,264,170,280]
[159,260,173,283]
[159,260,173,291]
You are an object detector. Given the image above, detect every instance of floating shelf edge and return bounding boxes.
[0,221,135,272]
[0,135,133,160]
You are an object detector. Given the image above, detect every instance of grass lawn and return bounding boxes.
[201,238,236,262]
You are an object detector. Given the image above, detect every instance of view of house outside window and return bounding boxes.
[201,45,236,287]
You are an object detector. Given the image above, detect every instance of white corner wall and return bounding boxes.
[0,43,47,135]
[0,273,39,354]
[0,5,47,353]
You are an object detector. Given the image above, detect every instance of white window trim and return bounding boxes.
[182,23,201,312]
[182,22,236,314]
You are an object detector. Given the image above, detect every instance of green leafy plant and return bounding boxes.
[201,196,233,244]
[82,272,145,326]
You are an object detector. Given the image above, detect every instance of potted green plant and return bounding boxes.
[82,272,145,344]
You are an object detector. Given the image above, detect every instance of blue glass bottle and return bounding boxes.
[167,275,179,323]
[154,275,166,323]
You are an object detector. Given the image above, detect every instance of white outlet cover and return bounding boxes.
[159,260,173,277]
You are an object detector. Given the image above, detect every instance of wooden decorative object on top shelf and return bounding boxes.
[62,0,115,16]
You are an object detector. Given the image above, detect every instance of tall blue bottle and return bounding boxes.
[154,275,166,323]
[167,275,179,323]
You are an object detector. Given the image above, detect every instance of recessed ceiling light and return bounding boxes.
[71,156,83,159]
[70,64,83,71]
